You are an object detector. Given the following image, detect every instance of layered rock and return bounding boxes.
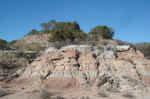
[22,44,150,92]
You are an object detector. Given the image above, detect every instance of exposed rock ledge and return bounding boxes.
[22,44,150,92]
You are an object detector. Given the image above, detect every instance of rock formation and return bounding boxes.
[22,44,150,93]
[0,43,150,99]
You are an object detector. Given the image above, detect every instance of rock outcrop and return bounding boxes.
[116,45,131,52]
[22,44,150,92]
[0,44,149,99]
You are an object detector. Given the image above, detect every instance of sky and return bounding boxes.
[0,0,150,43]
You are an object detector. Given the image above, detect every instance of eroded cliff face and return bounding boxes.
[21,44,150,93]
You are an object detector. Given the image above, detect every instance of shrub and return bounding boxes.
[0,52,28,77]
[40,19,56,33]
[49,21,86,42]
[26,29,40,36]
[8,40,18,46]
[88,26,114,40]
[0,39,8,50]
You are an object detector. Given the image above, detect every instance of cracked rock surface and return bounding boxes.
[1,44,150,99]
[22,45,150,91]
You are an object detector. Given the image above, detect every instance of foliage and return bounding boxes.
[88,25,114,40]
[40,19,56,33]
[49,21,86,42]
[5,20,118,52]
[9,40,18,46]
[0,39,8,50]
[26,29,40,36]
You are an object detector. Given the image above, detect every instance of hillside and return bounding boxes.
[0,21,150,99]
[0,38,150,99]
[12,34,50,51]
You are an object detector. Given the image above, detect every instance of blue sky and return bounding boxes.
[0,0,150,43]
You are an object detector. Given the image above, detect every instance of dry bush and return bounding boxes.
[0,39,9,50]
[0,52,28,77]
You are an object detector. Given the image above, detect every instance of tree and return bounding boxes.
[48,19,56,30]
[40,19,56,33]
[72,21,80,30]
[27,29,39,35]
[0,39,8,50]
[9,40,18,45]
[49,21,86,42]
[88,25,114,40]
[40,23,50,33]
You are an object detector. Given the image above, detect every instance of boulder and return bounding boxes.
[116,45,130,52]
[44,47,57,53]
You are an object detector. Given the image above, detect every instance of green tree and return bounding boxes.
[40,23,50,33]
[48,19,56,30]
[27,29,39,35]
[9,40,18,45]
[40,19,56,33]
[49,21,86,42]
[0,39,8,50]
[88,25,114,40]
